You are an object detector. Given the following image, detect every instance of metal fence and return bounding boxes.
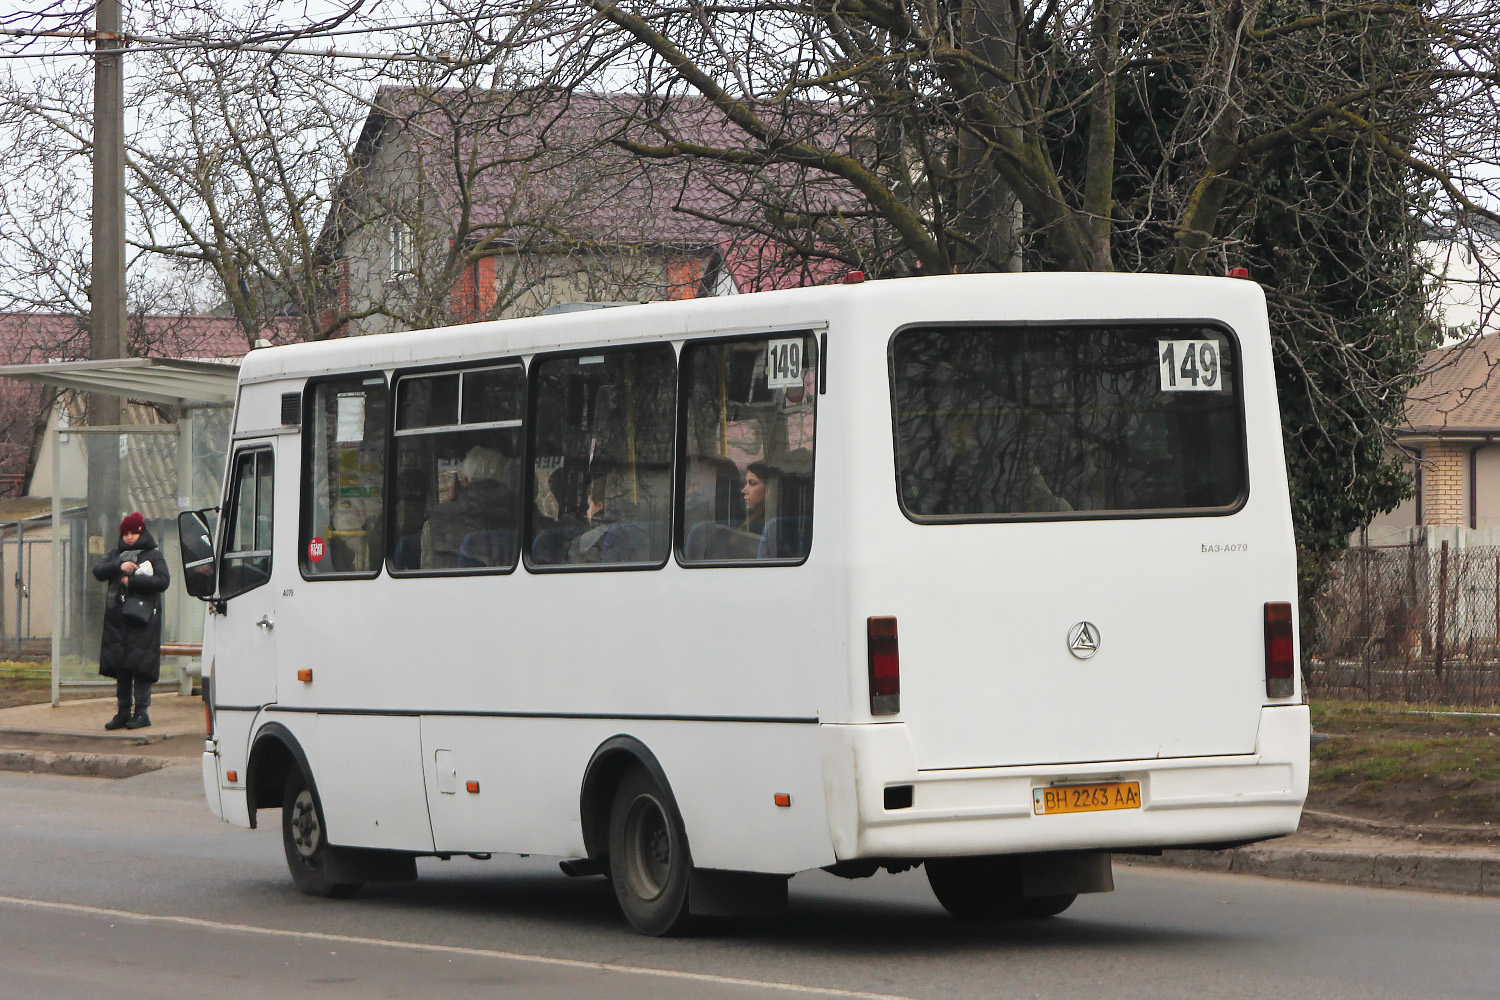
[0,525,52,657]
[1305,537,1500,705]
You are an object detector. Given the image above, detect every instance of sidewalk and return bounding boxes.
[0,699,1497,898]
[0,693,203,778]
[1124,812,1500,897]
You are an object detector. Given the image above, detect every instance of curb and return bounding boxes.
[1300,809,1500,846]
[0,724,178,744]
[0,749,170,779]
[1127,842,1500,897]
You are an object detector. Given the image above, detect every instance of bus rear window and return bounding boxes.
[890,324,1246,520]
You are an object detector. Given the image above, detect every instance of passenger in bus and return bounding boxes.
[530,462,593,563]
[421,446,514,568]
[739,461,778,536]
[567,465,624,563]
[1020,464,1074,513]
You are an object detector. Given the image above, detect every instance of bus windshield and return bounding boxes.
[890,323,1246,520]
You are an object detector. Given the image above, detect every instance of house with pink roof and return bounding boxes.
[0,312,297,495]
[317,88,853,334]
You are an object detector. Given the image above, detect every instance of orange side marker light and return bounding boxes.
[774,793,791,807]
[466,780,480,794]
[297,669,313,683]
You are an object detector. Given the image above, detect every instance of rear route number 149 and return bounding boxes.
[1159,339,1225,392]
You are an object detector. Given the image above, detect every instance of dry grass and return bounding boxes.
[1310,700,1500,826]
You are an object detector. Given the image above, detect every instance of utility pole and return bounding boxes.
[92,0,126,408]
[87,0,126,654]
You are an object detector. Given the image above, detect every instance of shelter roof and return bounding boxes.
[0,357,239,406]
[0,496,82,522]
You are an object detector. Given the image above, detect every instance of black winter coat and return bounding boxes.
[93,527,172,681]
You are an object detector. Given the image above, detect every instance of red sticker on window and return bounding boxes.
[308,537,325,562]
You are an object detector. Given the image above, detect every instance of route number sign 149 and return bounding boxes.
[1158,339,1226,392]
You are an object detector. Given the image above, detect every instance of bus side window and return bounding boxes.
[391,364,525,574]
[526,345,676,569]
[678,335,816,565]
[302,376,390,578]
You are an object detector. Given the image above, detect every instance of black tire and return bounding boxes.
[282,767,362,899]
[1018,893,1077,919]
[925,856,1025,920]
[607,765,694,936]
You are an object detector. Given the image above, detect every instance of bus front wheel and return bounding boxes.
[607,766,694,936]
[282,768,362,899]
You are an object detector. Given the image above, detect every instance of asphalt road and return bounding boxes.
[3,764,1500,1000]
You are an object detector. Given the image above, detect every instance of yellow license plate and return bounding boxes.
[1033,781,1141,816]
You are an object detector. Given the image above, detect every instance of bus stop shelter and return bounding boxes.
[0,357,238,703]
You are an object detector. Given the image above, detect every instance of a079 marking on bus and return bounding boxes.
[1159,338,1225,392]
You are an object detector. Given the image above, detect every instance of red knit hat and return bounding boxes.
[119,512,145,535]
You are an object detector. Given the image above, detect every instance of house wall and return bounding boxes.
[1473,445,1500,529]
[1423,237,1498,338]
[1420,441,1469,526]
[29,398,88,499]
[1365,446,1423,544]
[336,125,717,337]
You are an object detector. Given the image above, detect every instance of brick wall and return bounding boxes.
[447,258,498,324]
[666,256,704,300]
[1421,442,1469,526]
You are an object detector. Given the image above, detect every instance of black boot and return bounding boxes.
[124,711,151,730]
[104,711,130,731]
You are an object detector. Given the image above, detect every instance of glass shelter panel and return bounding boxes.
[527,346,676,567]
[679,334,816,563]
[890,324,1246,519]
[391,364,525,573]
[303,376,389,576]
[53,424,203,691]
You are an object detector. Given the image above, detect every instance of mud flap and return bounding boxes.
[1021,851,1114,897]
[688,868,789,917]
[322,846,418,884]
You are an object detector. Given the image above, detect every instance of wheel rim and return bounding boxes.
[290,788,322,860]
[621,793,672,901]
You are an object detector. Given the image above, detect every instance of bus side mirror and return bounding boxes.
[178,509,218,600]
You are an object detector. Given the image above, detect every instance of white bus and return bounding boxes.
[179,272,1309,935]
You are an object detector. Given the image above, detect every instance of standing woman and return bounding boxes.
[93,512,171,730]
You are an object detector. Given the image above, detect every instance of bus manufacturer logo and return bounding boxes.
[1067,622,1100,659]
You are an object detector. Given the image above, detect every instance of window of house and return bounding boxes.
[678,334,816,563]
[390,222,414,275]
[390,363,525,573]
[302,375,390,577]
[526,345,676,568]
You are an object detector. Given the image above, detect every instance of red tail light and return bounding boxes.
[1264,602,1295,699]
[868,616,900,715]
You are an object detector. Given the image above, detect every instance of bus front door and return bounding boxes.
[212,442,279,745]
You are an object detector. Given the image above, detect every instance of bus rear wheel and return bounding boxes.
[925,856,1026,920]
[282,768,362,899]
[607,766,694,936]
[1018,893,1077,918]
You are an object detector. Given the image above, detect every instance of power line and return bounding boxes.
[0,26,489,65]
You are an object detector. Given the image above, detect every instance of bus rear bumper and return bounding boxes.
[821,705,1309,861]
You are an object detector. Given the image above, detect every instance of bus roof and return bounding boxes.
[236,272,1265,384]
